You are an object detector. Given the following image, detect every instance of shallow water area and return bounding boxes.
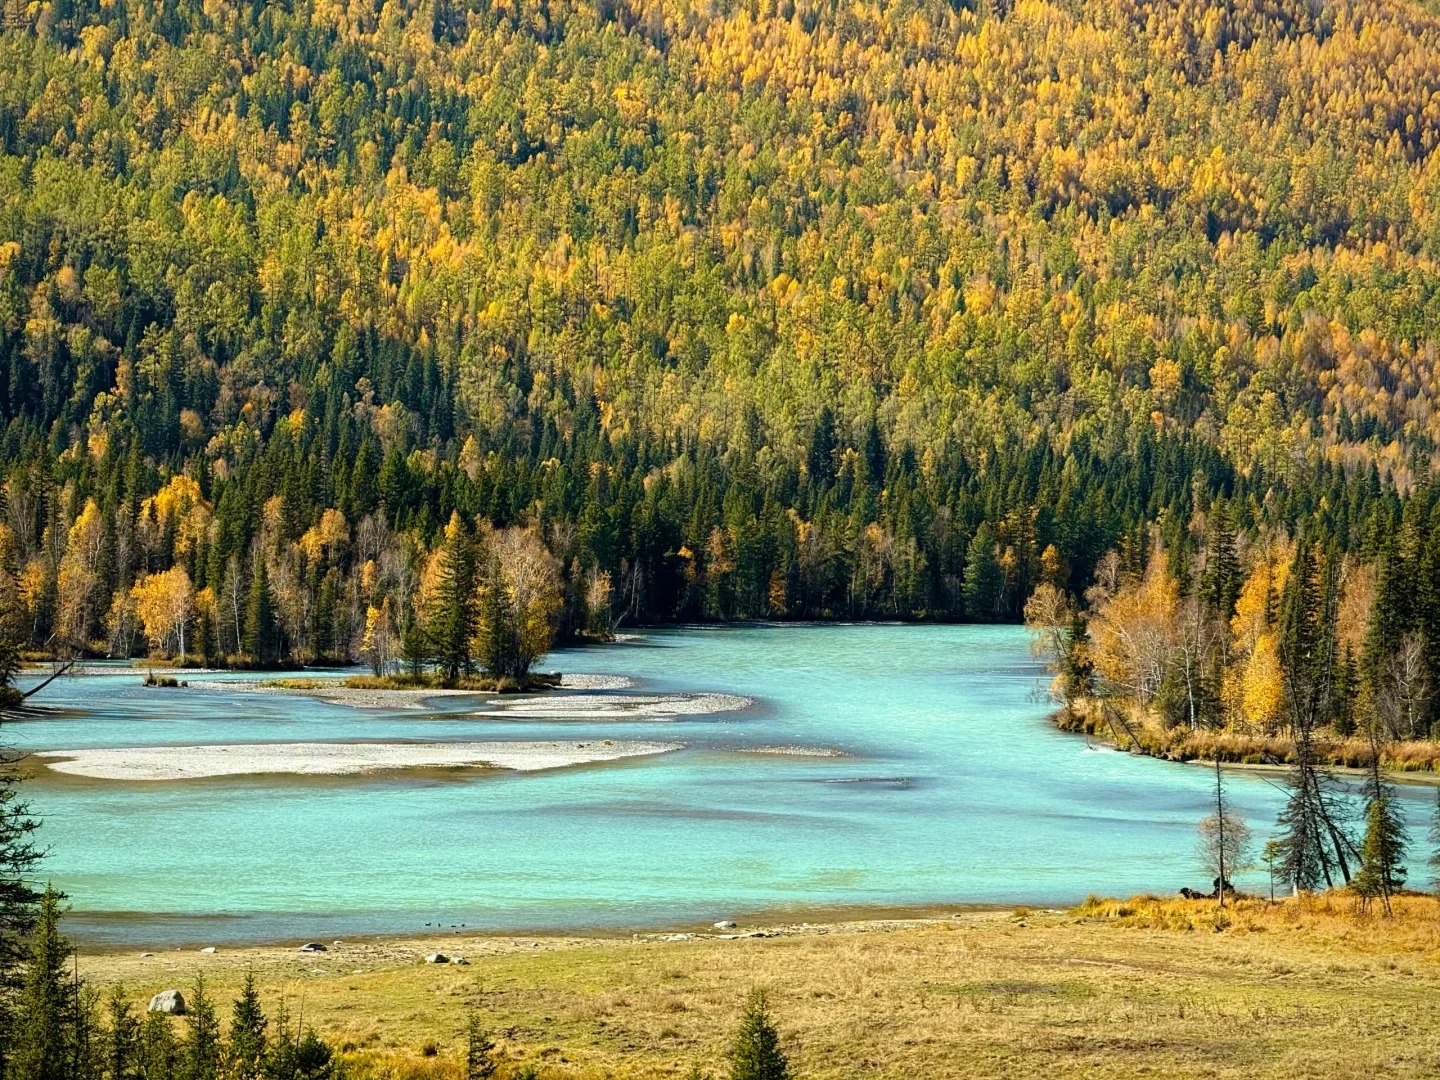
[13,625,1429,945]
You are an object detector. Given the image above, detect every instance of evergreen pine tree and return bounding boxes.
[0,737,41,1056]
[465,1011,497,1080]
[291,1030,335,1080]
[806,406,837,486]
[1273,752,1334,894]
[139,1009,178,1080]
[1352,737,1409,914]
[427,512,477,685]
[263,998,335,1080]
[225,971,267,1079]
[1061,610,1093,704]
[401,618,429,678]
[9,886,74,1080]
[728,990,790,1080]
[474,548,517,680]
[1428,786,1440,898]
[1353,790,1408,915]
[242,557,276,666]
[962,522,1003,622]
[182,975,220,1080]
[105,986,140,1080]
[72,984,101,1080]
[1199,503,1242,621]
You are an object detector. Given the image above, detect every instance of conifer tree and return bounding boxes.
[1428,786,1440,898]
[728,990,791,1080]
[806,406,837,487]
[225,970,267,1079]
[1272,737,1355,893]
[1062,610,1094,704]
[0,736,41,1049]
[9,886,74,1080]
[1353,790,1408,915]
[425,512,477,685]
[182,975,220,1080]
[465,1011,497,1080]
[242,558,276,665]
[295,1030,336,1079]
[473,550,514,680]
[139,1007,178,1080]
[265,998,335,1080]
[105,985,140,1080]
[1199,504,1242,621]
[962,523,1003,622]
[1352,734,1409,914]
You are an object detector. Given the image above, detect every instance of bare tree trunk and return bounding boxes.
[20,657,75,700]
[1215,758,1226,908]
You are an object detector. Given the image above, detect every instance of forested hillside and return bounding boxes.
[1,0,1439,676]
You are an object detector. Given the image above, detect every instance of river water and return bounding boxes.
[10,624,1427,944]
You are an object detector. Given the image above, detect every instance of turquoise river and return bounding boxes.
[10,624,1431,944]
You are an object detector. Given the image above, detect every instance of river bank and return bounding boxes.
[1057,699,1440,776]
[77,892,1440,1079]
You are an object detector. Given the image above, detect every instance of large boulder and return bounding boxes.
[148,990,185,1015]
[298,942,327,953]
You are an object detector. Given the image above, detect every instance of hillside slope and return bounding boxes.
[0,0,1438,652]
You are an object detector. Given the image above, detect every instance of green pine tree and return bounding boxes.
[0,737,42,1044]
[962,522,1003,622]
[1429,786,1440,897]
[474,549,517,681]
[426,512,477,685]
[728,990,791,1080]
[105,985,140,1080]
[225,971,267,1080]
[263,998,335,1080]
[182,975,220,1080]
[242,558,276,666]
[1353,758,1408,915]
[1199,503,1242,621]
[465,1011,497,1080]
[139,1009,178,1080]
[9,885,74,1080]
[291,1031,335,1080]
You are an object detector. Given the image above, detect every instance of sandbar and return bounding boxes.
[37,739,682,781]
[475,691,752,721]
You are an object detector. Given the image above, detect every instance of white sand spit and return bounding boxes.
[738,745,849,758]
[476,692,752,722]
[187,682,491,710]
[37,740,682,781]
[557,673,638,690]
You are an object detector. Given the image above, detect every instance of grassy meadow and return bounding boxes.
[79,894,1440,1079]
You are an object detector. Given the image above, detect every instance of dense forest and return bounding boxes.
[0,0,1437,689]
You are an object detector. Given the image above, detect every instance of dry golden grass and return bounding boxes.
[79,894,1440,1079]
